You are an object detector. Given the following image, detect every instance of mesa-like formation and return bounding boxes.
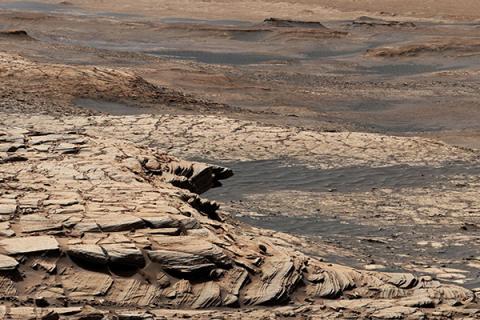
[0,112,478,319]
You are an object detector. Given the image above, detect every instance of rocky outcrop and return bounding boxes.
[161,160,233,194]
[67,244,109,265]
[0,236,59,254]
[351,16,416,28]
[367,39,480,57]
[0,53,227,116]
[0,30,34,40]
[258,18,347,38]
[262,18,328,29]
[0,254,18,271]
[0,113,477,318]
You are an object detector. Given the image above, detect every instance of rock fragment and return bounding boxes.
[0,115,476,317]
[0,204,16,215]
[95,215,145,232]
[61,270,113,298]
[101,243,145,268]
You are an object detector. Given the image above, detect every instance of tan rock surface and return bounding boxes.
[0,112,477,318]
[0,236,59,255]
[3,108,477,169]
[0,0,479,317]
[0,53,224,116]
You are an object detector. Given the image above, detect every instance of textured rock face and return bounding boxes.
[0,112,478,319]
[5,113,478,170]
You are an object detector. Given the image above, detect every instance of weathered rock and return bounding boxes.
[243,257,303,305]
[156,272,171,288]
[67,244,109,265]
[306,266,359,298]
[0,276,17,296]
[141,227,181,236]
[137,214,181,229]
[0,115,475,318]
[115,311,155,320]
[94,215,145,232]
[148,249,216,274]
[385,273,418,289]
[165,279,192,299]
[399,295,435,308]
[371,306,418,319]
[0,204,16,215]
[189,282,223,309]
[0,221,14,237]
[32,257,57,273]
[54,143,80,154]
[20,214,62,233]
[352,16,416,27]
[219,267,249,306]
[101,243,145,268]
[106,279,162,306]
[61,270,113,298]
[163,161,233,194]
[262,18,328,29]
[0,29,33,40]
[30,134,72,145]
[0,254,18,270]
[0,235,59,254]
[150,236,231,267]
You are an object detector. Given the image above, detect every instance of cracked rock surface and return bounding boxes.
[4,112,478,169]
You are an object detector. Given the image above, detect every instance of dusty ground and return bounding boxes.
[0,0,480,318]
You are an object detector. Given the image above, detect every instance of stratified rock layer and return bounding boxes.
[0,112,478,319]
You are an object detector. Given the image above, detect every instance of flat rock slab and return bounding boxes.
[94,215,145,232]
[0,204,16,215]
[0,235,59,255]
[101,243,145,268]
[0,111,477,316]
[148,249,216,274]
[0,254,18,270]
[67,244,108,265]
[141,227,181,236]
[19,214,62,233]
[106,278,162,306]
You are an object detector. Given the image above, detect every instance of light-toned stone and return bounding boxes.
[0,204,16,215]
[0,254,18,270]
[67,244,109,265]
[0,236,59,255]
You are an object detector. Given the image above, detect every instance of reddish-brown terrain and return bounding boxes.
[0,0,480,318]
